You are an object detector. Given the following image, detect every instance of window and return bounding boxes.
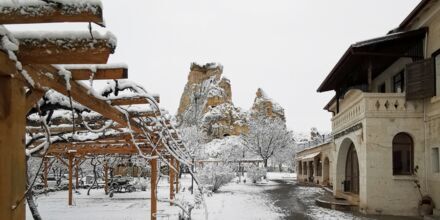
[435,51,440,96]
[378,83,386,93]
[393,71,405,93]
[392,133,413,175]
[433,147,440,173]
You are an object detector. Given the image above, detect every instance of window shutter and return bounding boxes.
[406,58,435,100]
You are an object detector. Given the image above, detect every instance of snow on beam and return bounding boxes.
[0,1,105,26]
[68,67,128,80]
[24,64,145,134]
[110,96,160,106]
[43,141,157,156]
[14,31,116,64]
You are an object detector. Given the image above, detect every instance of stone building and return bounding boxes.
[299,0,440,217]
[296,142,333,186]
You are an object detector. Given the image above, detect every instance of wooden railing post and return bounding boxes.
[75,158,80,189]
[68,152,74,206]
[150,152,157,220]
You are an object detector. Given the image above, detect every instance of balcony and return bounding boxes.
[331,89,424,133]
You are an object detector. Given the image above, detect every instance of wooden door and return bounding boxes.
[345,143,359,194]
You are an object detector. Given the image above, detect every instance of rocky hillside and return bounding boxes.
[176,62,285,140]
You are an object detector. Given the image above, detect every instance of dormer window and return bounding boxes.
[393,71,405,93]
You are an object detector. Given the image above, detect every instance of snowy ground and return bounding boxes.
[26,172,416,220]
[26,173,286,220]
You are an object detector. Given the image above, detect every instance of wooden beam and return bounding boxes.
[25,90,45,113]
[16,37,114,64]
[69,67,128,80]
[150,151,158,220]
[24,64,145,135]
[46,144,155,156]
[0,75,26,220]
[0,2,104,26]
[0,51,17,76]
[110,97,151,106]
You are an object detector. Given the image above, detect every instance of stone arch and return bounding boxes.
[335,137,359,194]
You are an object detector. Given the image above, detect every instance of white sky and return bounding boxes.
[7,0,420,133]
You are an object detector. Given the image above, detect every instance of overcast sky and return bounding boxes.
[8,0,420,133]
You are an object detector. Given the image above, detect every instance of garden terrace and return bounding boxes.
[0,1,193,220]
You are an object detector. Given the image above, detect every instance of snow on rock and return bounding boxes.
[251,88,285,121]
[176,62,239,137]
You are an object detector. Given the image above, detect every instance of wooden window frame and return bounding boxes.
[392,132,414,175]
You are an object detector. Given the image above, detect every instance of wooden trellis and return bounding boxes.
[0,1,187,220]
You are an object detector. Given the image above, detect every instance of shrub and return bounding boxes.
[247,166,267,183]
[197,164,235,192]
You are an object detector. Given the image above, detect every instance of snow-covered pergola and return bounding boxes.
[0,1,192,220]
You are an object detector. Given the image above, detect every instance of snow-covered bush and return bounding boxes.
[131,177,148,191]
[197,164,235,192]
[247,166,267,183]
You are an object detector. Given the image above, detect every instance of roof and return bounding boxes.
[317,27,427,92]
[397,0,431,31]
[297,152,320,161]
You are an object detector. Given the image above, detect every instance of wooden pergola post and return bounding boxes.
[150,152,158,220]
[169,157,175,205]
[0,59,26,220]
[175,160,180,193]
[75,159,80,189]
[68,153,74,206]
[104,160,109,194]
[43,157,49,188]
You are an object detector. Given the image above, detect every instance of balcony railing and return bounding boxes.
[331,90,424,133]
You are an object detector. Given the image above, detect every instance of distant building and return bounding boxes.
[298,0,440,217]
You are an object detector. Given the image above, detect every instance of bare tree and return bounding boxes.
[242,116,292,168]
[179,126,206,159]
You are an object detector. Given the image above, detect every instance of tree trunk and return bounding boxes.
[264,159,268,168]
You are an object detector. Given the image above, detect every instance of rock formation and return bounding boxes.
[176,63,247,139]
[176,63,285,140]
[250,88,285,121]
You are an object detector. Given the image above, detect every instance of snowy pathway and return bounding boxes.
[264,175,422,220]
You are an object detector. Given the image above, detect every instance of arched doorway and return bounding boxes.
[345,143,359,194]
[323,157,330,185]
